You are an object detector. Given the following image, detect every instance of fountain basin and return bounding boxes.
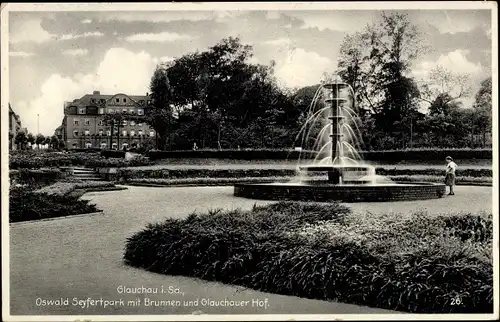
[234,182,446,202]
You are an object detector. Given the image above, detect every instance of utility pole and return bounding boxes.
[37,114,40,134]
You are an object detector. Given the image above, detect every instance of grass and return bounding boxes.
[124,202,493,313]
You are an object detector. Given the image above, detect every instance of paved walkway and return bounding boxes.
[9,185,492,316]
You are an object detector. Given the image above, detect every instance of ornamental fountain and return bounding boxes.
[234,80,446,202]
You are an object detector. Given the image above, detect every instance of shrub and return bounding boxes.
[34,180,116,196]
[9,150,152,169]
[9,168,63,187]
[124,202,493,313]
[9,187,99,222]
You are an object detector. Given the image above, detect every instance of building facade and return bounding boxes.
[56,91,156,150]
[9,104,24,150]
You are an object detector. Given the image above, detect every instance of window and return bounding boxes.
[73,130,79,137]
[112,142,117,150]
[123,98,127,103]
[99,108,105,115]
[101,142,107,149]
[130,109,135,114]
[74,119,79,125]
[138,130,143,136]
[122,120,128,126]
[138,123,143,127]
[122,109,127,113]
[90,99,96,104]
[85,142,92,148]
[139,100,145,105]
[72,143,77,148]
[149,131,155,137]
[98,129,103,135]
[130,130,135,136]
[98,120,104,126]
[116,98,119,103]
[122,130,127,136]
[85,119,90,125]
[100,99,105,104]
[106,130,111,136]
[84,130,90,136]
[79,108,85,114]
[122,143,128,148]
[137,109,144,115]
[130,121,135,126]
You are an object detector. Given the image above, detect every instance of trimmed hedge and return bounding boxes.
[9,187,99,223]
[124,202,492,313]
[114,167,492,182]
[9,151,152,169]
[146,148,492,161]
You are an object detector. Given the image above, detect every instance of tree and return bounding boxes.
[419,65,472,111]
[149,66,174,150]
[14,132,27,150]
[35,134,45,148]
[27,133,35,148]
[472,77,492,147]
[50,135,60,149]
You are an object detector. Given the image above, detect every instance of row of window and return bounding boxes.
[88,98,151,105]
[78,107,145,115]
[74,119,145,126]
[73,129,155,137]
[75,142,143,149]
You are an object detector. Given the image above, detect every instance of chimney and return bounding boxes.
[93,91,100,95]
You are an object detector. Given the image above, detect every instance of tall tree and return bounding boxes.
[14,132,27,150]
[149,65,174,150]
[27,133,35,148]
[472,77,492,147]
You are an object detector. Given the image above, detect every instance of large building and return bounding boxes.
[56,91,157,150]
[9,104,24,150]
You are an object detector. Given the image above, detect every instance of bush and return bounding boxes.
[34,180,116,196]
[145,148,492,161]
[9,187,99,222]
[124,202,493,313]
[9,169,63,187]
[9,150,152,169]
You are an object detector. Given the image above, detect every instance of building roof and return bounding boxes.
[68,92,151,108]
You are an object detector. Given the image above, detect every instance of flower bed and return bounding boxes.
[124,202,492,313]
[34,180,118,196]
[9,186,100,223]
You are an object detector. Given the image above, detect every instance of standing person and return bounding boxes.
[445,156,457,195]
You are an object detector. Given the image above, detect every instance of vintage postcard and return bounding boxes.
[1,2,498,321]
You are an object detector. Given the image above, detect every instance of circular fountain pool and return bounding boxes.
[234,181,446,202]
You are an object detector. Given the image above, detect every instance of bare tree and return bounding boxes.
[419,65,472,107]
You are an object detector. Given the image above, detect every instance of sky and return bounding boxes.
[6,5,494,136]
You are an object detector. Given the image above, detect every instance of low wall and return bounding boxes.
[234,182,447,202]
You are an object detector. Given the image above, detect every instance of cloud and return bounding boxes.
[57,31,105,40]
[16,48,160,136]
[62,49,89,56]
[81,19,92,24]
[274,48,333,89]
[413,50,484,78]
[125,31,193,43]
[10,18,53,44]
[286,11,376,32]
[262,38,291,46]
[100,11,214,23]
[10,51,36,57]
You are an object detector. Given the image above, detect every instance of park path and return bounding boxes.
[9,186,492,316]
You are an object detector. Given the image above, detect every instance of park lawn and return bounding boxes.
[124,201,493,313]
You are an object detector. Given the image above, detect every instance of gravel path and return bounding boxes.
[9,185,492,316]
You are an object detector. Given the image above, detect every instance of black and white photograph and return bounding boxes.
[1,2,498,321]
